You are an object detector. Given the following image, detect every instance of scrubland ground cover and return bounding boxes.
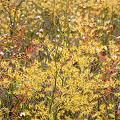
[0,0,120,119]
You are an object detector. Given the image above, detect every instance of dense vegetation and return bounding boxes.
[0,0,120,119]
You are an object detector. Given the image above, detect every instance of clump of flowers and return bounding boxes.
[0,0,120,120]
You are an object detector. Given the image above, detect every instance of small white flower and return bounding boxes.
[117,36,120,39]
[83,6,85,8]
[103,46,107,50]
[0,51,4,55]
[59,47,62,51]
[39,29,43,32]
[57,29,60,31]
[36,16,41,19]
[53,39,56,42]
[96,48,100,52]
[20,112,25,116]
[68,19,71,22]
[82,36,85,39]
[21,15,24,17]
[36,32,39,35]
[56,35,60,38]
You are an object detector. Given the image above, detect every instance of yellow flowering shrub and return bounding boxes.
[0,0,120,119]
